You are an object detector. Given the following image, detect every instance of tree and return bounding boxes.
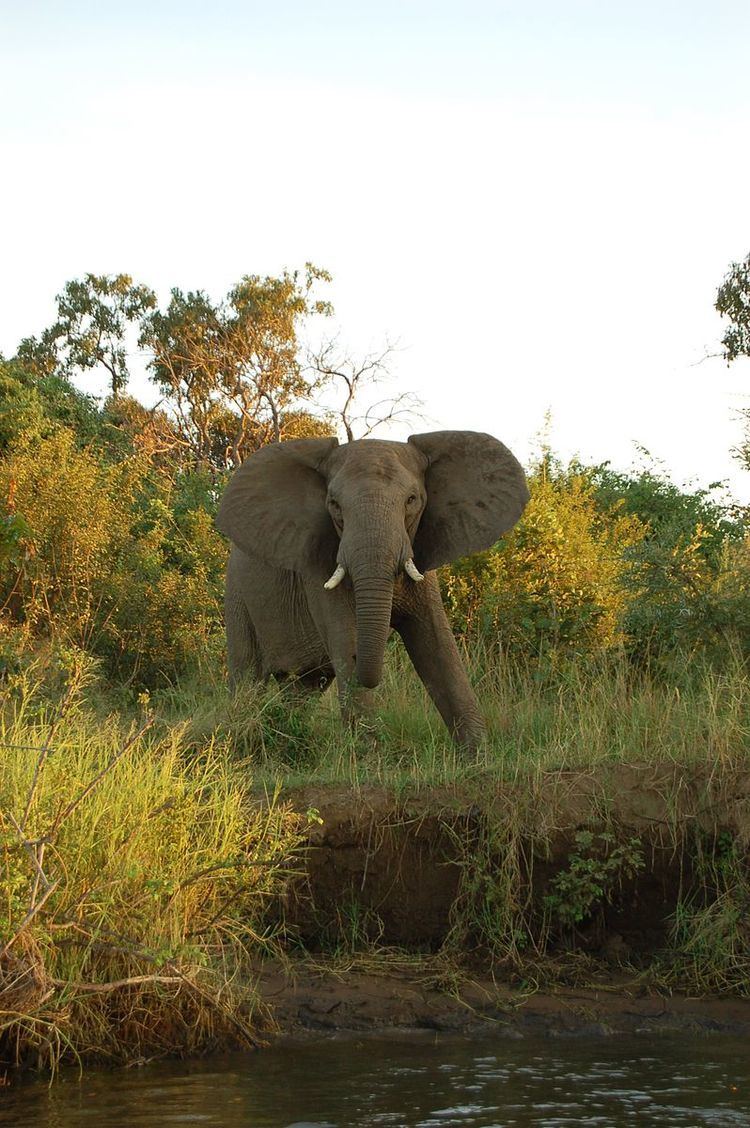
[139,288,226,466]
[716,252,750,363]
[15,326,63,379]
[140,264,334,469]
[98,393,186,466]
[18,273,156,397]
[0,355,101,451]
[310,338,422,442]
[716,253,750,470]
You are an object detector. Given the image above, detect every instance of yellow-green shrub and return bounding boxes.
[0,429,227,685]
[442,466,645,658]
[103,476,226,682]
[0,429,141,640]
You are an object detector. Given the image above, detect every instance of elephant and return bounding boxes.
[215,430,529,750]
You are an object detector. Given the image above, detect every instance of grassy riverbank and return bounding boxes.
[157,640,750,786]
[0,667,308,1074]
[2,646,750,1074]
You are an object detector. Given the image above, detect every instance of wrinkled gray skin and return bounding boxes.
[216,431,529,750]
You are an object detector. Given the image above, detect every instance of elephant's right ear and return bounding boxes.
[216,438,339,574]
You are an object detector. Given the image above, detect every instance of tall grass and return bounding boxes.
[0,667,306,1073]
[151,639,750,789]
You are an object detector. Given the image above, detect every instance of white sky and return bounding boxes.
[2,1,750,498]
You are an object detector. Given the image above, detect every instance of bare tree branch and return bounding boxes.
[309,338,423,441]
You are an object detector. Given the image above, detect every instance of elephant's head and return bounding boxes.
[216,431,529,689]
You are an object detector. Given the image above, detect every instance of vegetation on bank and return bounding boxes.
[0,668,308,1074]
[2,651,750,1073]
[2,258,750,1071]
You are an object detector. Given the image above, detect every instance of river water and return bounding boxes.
[3,1033,749,1127]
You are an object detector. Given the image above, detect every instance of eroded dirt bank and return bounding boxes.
[259,762,750,1037]
[257,961,750,1039]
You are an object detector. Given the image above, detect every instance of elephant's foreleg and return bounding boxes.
[225,585,262,690]
[396,573,485,751]
[336,674,377,731]
[329,632,377,730]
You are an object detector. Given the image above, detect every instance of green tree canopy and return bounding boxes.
[0,355,101,451]
[716,252,750,363]
[18,273,156,396]
[716,252,750,471]
[13,265,336,471]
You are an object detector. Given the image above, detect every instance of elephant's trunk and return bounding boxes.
[339,501,408,690]
[352,575,394,689]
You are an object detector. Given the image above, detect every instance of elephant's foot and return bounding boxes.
[452,714,487,755]
[338,676,377,731]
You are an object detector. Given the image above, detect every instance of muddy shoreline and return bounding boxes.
[258,960,750,1041]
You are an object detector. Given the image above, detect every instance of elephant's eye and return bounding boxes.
[406,494,418,506]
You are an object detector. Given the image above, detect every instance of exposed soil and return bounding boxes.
[258,762,750,1038]
[257,960,750,1039]
[278,763,750,955]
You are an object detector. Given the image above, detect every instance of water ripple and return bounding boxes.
[2,1033,750,1127]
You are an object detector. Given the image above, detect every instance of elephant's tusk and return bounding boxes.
[404,558,424,582]
[323,564,346,590]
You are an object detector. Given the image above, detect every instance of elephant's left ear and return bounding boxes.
[407,430,530,571]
